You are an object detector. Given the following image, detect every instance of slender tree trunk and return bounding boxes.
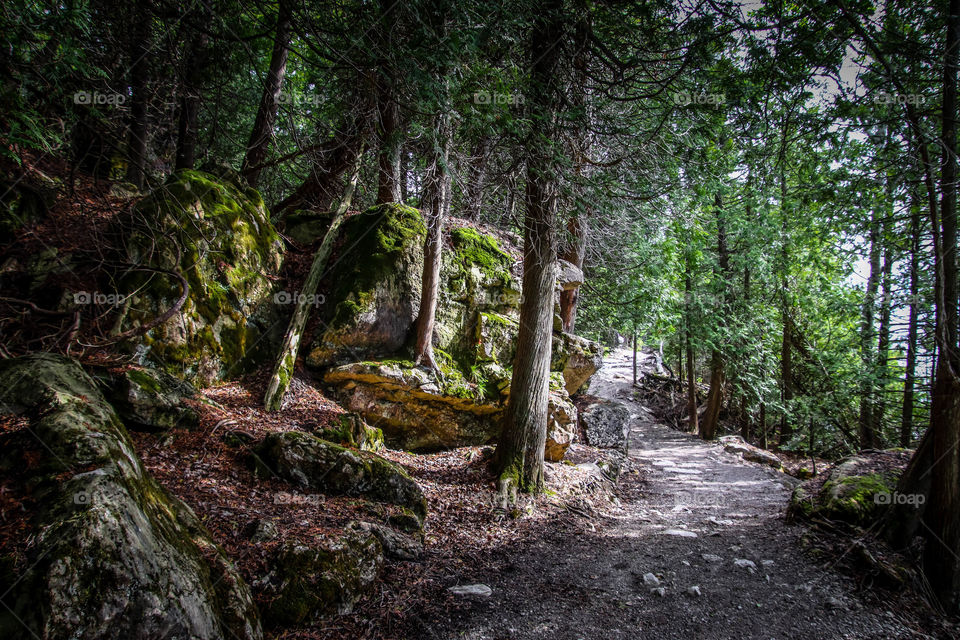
[875,226,894,443]
[701,192,730,441]
[493,0,564,496]
[779,171,793,444]
[684,253,698,435]
[923,0,960,610]
[559,214,586,333]
[174,25,208,171]
[901,200,921,447]
[413,111,452,368]
[375,82,402,203]
[464,136,490,220]
[632,330,638,386]
[859,211,881,450]
[759,401,767,449]
[125,8,152,188]
[263,150,364,410]
[241,0,292,186]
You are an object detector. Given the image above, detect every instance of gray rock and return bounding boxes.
[687,586,702,597]
[734,558,757,572]
[702,554,723,563]
[244,518,279,542]
[720,436,783,470]
[0,353,262,640]
[642,572,660,586]
[581,399,631,452]
[264,531,383,624]
[448,584,493,597]
[254,430,427,524]
[556,258,584,291]
[349,521,424,561]
[662,529,698,538]
[650,587,666,597]
[94,365,200,431]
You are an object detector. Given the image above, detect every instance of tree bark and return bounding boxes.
[923,0,960,610]
[493,0,564,496]
[701,192,730,441]
[174,20,209,171]
[901,198,921,447]
[858,211,881,450]
[464,136,490,220]
[263,149,364,411]
[241,0,292,186]
[684,252,698,435]
[559,214,586,333]
[875,223,894,441]
[412,112,452,369]
[125,7,152,188]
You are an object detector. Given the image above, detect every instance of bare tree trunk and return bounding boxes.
[778,170,793,445]
[174,20,208,171]
[493,0,564,497]
[875,224,894,442]
[263,150,364,411]
[559,214,586,333]
[684,252,698,435]
[375,80,402,203]
[241,0,292,186]
[901,198,921,447]
[923,0,960,610]
[464,136,490,220]
[701,192,730,441]
[858,211,881,450]
[412,113,452,369]
[125,7,152,188]
[632,330,637,386]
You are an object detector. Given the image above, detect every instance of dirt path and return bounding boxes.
[414,348,935,640]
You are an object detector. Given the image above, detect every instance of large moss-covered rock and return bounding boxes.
[788,451,910,526]
[113,169,284,386]
[90,365,201,431]
[264,531,383,625]
[0,353,261,640]
[324,360,578,457]
[552,332,604,395]
[307,203,426,367]
[254,430,427,522]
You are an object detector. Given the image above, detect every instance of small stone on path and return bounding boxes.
[662,529,697,538]
[642,572,660,586]
[687,586,702,597]
[448,584,492,597]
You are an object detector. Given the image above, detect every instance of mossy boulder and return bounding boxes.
[552,331,604,395]
[324,360,578,457]
[788,453,906,526]
[263,531,383,625]
[0,353,261,640]
[307,203,426,367]
[280,209,333,245]
[254,430,427,523]
[313,412,384,452]
[112,169,284,386]
[90,365,200,431]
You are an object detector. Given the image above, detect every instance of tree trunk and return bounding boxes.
[632,330,638,386]
[779,170,793,445]
[174,23,208,171]
[858,211,881,450]
[263,149,364,411]
[923,0,960,610]
[559,214,586,333]
[875,224,894,442]
[901,199,921,447]
[464,136,490,220]
[125,8,152,188]
[701,192,730,441]
[241,0,292,186]
[412,112,452,369]
[375,81,402,204]
[493,0,564,497]
[684,255,698,435]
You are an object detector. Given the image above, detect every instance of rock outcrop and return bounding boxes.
[263,531,383,625]
[788,449,912,526]
[91,365,201,431]
[720,436,784,470]
[308,208,601,459]
[254,430,427,523]
[0,353,262,640]
[581,399,632,452]
[112,169,284,386]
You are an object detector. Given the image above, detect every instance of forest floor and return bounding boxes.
[402,348,955,640]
